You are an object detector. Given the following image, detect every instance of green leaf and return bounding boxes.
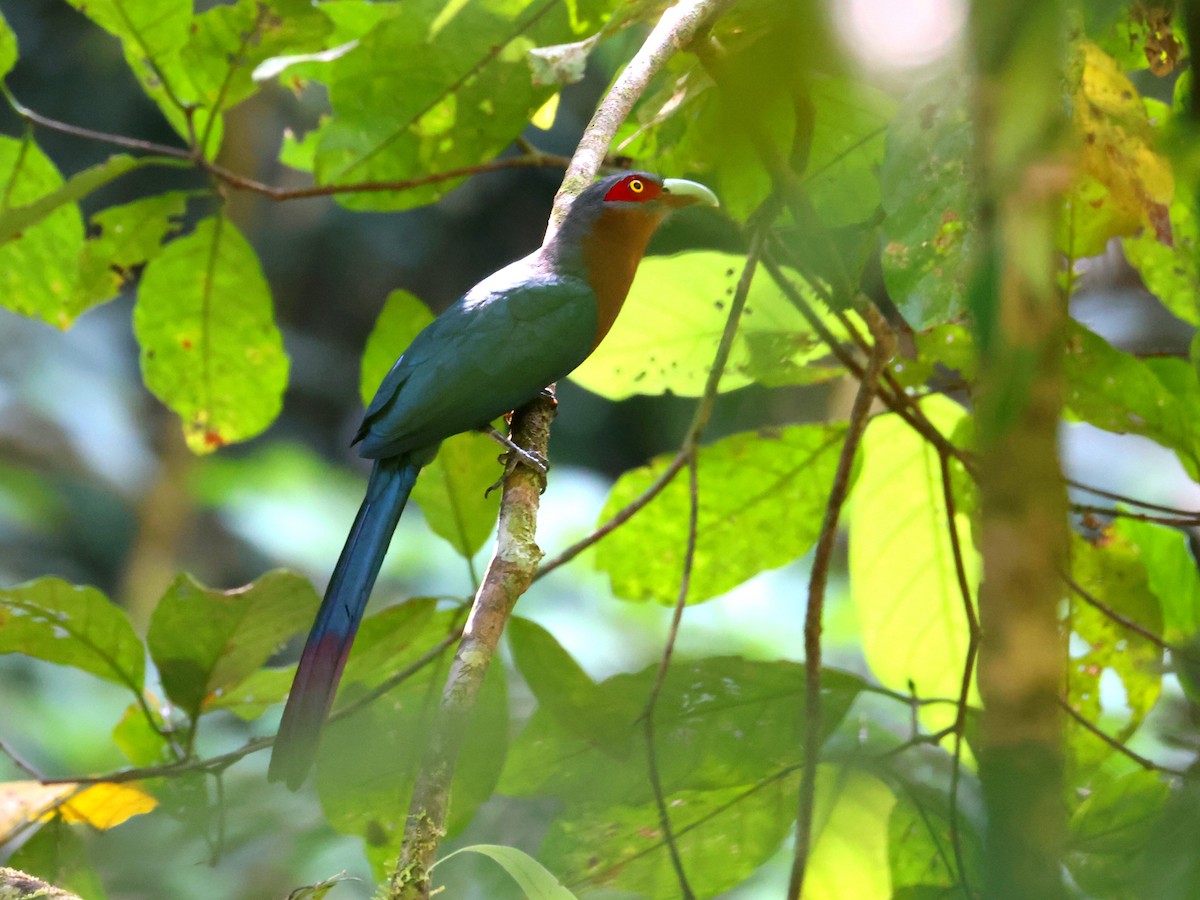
[539,774,800,897]
[1068,531,1163,763]
[111,703,173,768]
[208,598,441,721]
[502,656,863,803]
[436,845,577,899]
[1064,322,1200,480]
[303,0,606,211]
[880,74,974,328]
[1115,518,1200,642]
[595,424,851,604]
[72,191,190,319]
[0,154,142,247]
[570,251,852,400]
[412,432,501,559]
[0,135,85,327]
[888,786,980,891]
[316,648,508,876]
[134,214,289,453]
[360,288,435,407]
[63,0,198,144]
[803,767,896,900]
[0,8,18,80]
[0,578,144,691]
[1067,769,1170,897]
[1123,194,1200,325]
[180,0,333,154]
[849,396,978,732]
[7,818,109,900]
[146,570,320,720]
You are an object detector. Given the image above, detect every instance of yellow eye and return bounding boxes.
[628,178,644,193]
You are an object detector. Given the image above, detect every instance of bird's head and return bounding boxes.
[546,170,718,348]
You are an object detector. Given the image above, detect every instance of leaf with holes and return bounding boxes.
[849,396,979,735]
[0,578,144,692]
[134,215,289,453]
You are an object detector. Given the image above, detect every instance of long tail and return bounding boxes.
[268,456,420,788]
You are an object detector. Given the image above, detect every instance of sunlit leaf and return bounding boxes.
[0,135,84,327]
[1062,41,1174,257]
[72,191,190,320]
[302,0,610,210]
[571,251,852,400]
[595,424,851,604]
[879,74,974,329]
[436,845,576,899]
[0,155,142,247]
[134,214,289,453]
[111,703,173,768]
[849,397,979,733]
[803,767,896,900]
[1115,518,1200,642]
[1064,322,1200,480]
[0,8,17,79]
[1124,193,1200,325]
[1068,531,1163,764]
[146,570,320,720]
[0,578,144,691]
[0,781,155,832]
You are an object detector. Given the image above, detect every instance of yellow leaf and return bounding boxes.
[0,780,156,835]
[1064,41,1174,255]
[531,93,559,130]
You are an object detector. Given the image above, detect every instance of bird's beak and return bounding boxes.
[661,178,719,209]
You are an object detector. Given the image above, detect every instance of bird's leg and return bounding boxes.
[481,425,549,497]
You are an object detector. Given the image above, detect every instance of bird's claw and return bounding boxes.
[484,447,549,497]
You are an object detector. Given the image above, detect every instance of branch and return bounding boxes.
[545,0,733,236]
[389,392,555,900]
[788,306,890,899]
[641,450,700,900]
[0,867,83,900]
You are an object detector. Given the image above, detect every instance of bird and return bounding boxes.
[267,171,719,788]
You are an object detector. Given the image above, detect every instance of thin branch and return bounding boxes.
[641,449,700,900]
[1062,570,1172,651]
[545,0,734,237]
[0,737,44,780]
[1069,502,1200,527]
[537,235,762,580]
[1058,697,1186,777]
[788,307,890,899]
[1066,479,1200,518]
[939,449,981,898]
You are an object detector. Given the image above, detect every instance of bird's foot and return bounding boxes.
[481,426,549,497]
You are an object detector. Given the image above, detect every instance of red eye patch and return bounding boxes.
[603,174,662,203]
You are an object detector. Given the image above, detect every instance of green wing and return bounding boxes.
[356,262,598,459]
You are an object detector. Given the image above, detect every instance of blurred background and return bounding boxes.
[0,0,1197,897]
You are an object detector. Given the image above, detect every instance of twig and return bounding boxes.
[545,0,734,237]
[1061,570,1172,651]
[0,737,44,780]
[389,393,556,900]
[939,449,981,898]
[1066,479,1200,517]
[1069,503,1200,527]
[788,307,889,899]
[1058,697,1186,777]
[641,449,700,900]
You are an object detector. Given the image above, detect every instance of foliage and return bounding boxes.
[0,1,1198,898]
